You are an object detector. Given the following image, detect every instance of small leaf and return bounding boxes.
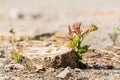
[13,53,20,63]
[82,24,98,39]
[91,24,98,31]
[79,45,90,54]
[10,50,21,63]
[77,52,82,60]
[54,35,66,38]
[67,39,78,48]
[39,37,44,41]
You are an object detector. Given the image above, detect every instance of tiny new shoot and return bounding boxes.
[108,30,119,46]
[67,22,98,60]
[117,27,120,31]
[9,28,16,43]
[10,49,21,63]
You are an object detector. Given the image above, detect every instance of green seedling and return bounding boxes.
[67,22,98,60]
[9,28,16,43]
[10,49,21,63]
[108,30,119,46]
[117,28,120,31]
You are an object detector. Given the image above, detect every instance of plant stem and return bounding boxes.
[77,40,81,49]
[77,33,81,49]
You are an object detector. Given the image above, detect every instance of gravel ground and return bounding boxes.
[0,0,120,80]
[0,40,120,80]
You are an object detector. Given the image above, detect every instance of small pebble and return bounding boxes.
[56,67,72,79]
[4,64,25,71]
[74,68,81,72]
[48,68,55,72]
[0,63,4,68]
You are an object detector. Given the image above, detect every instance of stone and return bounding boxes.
[4,63,25,71]
[0,63,4,68]
[56,67,72,79]
[0,76,10,80]
[74,68,82,72]
[36,78,43,80]
[16,40,78,70]
[0,58,8,64]
[11,77,21,80]
[48,68,55,72]
[0,50,5,58]
[45,68,56,75]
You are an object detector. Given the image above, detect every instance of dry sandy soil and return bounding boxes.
[0,0,120,80]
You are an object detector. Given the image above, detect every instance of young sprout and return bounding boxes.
[67,22,98,60]
[10,49,21,63]
[108,30,119,46]
[9,28,16,43]
[117,28,120,31]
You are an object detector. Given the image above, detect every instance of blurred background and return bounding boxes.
[0,0,120,35]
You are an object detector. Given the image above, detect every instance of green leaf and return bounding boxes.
[77,52,82,60]
[67,39,78,48]
[13,53,21,63]
[39,37,44,41]
[78,45,90,54]
[11,50,21,63]
[76,45,90,60]
[54,35,65,38]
